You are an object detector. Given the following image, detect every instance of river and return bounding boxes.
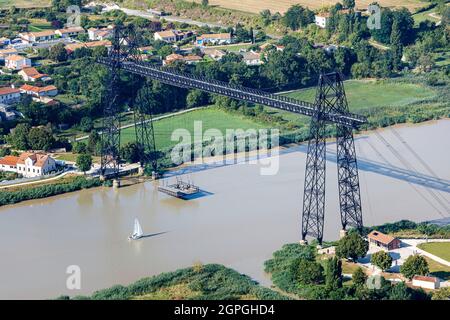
[0,120,449,299]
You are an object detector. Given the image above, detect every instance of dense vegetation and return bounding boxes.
[0,176,103,206]
[363,219,450,239]
[57,264,289,300]
[264,243,430,300]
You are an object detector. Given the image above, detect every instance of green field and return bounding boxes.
[265,79,438,126]
[120,107,268,150]
[418,242,450,262]
[0,0,50,8]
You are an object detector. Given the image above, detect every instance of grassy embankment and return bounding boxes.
[57,263,289,300]
[418,242,450,262]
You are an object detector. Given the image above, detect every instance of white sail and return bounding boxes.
[134,218,143,237]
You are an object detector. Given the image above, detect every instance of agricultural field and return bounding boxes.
[418,242,450,262]
[0,0,50,8]
[120,107,268,149]
[191,0,427,14]
[265,79,438,127]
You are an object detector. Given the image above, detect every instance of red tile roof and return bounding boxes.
[368,230,398,246]
[0,87,20,95]
[413,275,439,283]
[0,155,19,166]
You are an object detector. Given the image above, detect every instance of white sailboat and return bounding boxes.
[128,218,144,240]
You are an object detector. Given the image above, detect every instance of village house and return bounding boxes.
[65,40,112,54]
[0,152,57,178]
[19,30,56,43]
[88,26,114,41]
[163,53,202,65]
[196,33,232,46]
[412,275,440,290]
[201,48,226,61]
[0,103,18,121]
[0,87,21,104]
[0,48,18,60]
[20,84,58,97]
[18,67,51,82]
[55,26,85,38]
[154,30,191,43]
[241,51,263,66]
[367,230,401,251]
[4,54,32,70]
[315,12,331,28]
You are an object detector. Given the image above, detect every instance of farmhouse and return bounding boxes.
[241,51,263,66]
[4,55,31,70]
[20,84,58,97]
[202,48,226,60]
[0,152,57,178]
[412,275,440,290]
[0,87,21,104]
[18,67,51,82]
[55,26,85,38]
[196,33,232,46]
[367,230,401,251]
[154,30,191,43]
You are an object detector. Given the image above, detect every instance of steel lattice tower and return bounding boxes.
[301,73,363,243]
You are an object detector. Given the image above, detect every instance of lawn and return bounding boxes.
[418,242,450,262]
[266,79,437,127]
[120,107,268,150]
[412,7,441,25]
[28,19,53,32]
[424,257,450,281]
[0,0,50,8]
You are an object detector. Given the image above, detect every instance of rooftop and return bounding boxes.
[367,230,398,245]
[412,275,439,283]
[0,87,20,95]
[0,155,19,166]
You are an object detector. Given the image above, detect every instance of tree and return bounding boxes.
[282,5,314,31]
[260,9,272,26]
[390,19,403,71]
[352,267,367,288]
[201,0,209,7]
[186,90,208,108]
[76,153,92,174]
[73,142,87,154]
[79,117,94,132]
[28,126,55,151]
[343,0,355,9]
[120,142,140,163]
[325,256,342,290]
[87,131,101,155]
[335,233,368,261]
[371,250,393,271]
[6,123,30,150]
[388,282,412,300]
[401,255,429,280]
[48,43,68,62]
[432,287,450,300]
[290,258,324,285]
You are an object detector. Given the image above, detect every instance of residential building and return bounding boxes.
[163,53,184,65]
[20,84,58,97]
[4,54,32,70]
[0,155,19,173]
[18,67,51,82]
[16,152,57,178]
[315,12,331,28]
[202,48,226,61]
[196,33,232,46]
[0,37,11,47]
[88,26,114,41]
[182,55,202,65]
[241,51,263,66]
[154,30,191,43]
[0,103,18,121]
[19,30,56,43]
[367,230,401,251]
[412,275,440,290]
[0,87,21,104]
[65,40,112,54]
[0,48,18,61]
[55,26,85,38]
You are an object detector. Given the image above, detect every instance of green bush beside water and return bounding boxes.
[0,176,103,207]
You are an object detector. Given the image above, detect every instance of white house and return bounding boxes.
[19,30,56,43]
[18,67,51,82]
[154,30,178,42]
[16,152,57,178]
[412,275,440,290]
[88,26,114,41]
[55,26,85,38]
[196,33,232,46]
[241,51,263,66]
[315,13,331,28]
[4,54,32,70]
[0,48,18,61]
[0,155,19,173]
[0,87,21,104]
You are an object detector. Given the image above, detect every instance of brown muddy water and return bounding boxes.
[0,120,449,299]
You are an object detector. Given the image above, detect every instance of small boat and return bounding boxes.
[128,218,144,240]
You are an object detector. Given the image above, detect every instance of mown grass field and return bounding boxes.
[418,242,450,262]
[0,0,50,8]
[267,79,437,125]
[120,107,268,150]
[192,0,426,14]
[424,257,450,281]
